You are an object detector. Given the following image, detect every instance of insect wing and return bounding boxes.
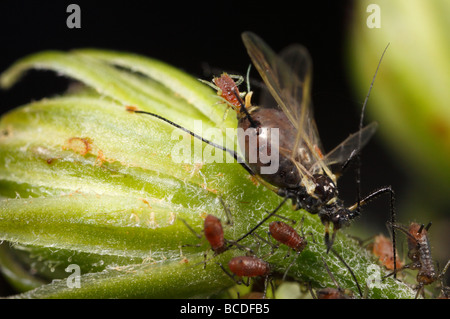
[242,32,326,175]
[320,122,378,172]
[242,32,312,129]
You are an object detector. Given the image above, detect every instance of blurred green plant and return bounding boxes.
[0,49,415,298]
[347,0,450,207]
[347,0,450,270]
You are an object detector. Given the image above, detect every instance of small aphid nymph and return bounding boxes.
[369,234,403,271]
[219,255,272,298]
[387,222,450,298]
[203,214,227,255]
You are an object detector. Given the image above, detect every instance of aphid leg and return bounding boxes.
[217,262,248,286]
[439,259,450,280]
[235,197,289,243]
[321,257,342,291]
[232,89,258,128]
[221,107,231,122]
[439,285,450,299]
[179,216,213,268]
[295,216,306,237]
[415,283,425,299]
[349,185,396,277]
[383,262,419,279]
[324,222,338,254]
[330,248,363,297]
[307,282,318,299]
[198,78,220,91]
[227,74,245,87]
[437,259,450,296]
[262,275,270,299]
[251,232,278,255]
[219,196,233,226]
[282,252,301,281]
[179,218,203,240]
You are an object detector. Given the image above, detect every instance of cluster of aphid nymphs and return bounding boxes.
[180,199,450,299]
[179,197,366,299]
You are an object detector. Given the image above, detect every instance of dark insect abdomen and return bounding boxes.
[238,108,304,189]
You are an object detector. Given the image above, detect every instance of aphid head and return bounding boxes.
[321,205,353,252]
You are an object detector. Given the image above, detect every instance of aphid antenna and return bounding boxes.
[330,247,363,297]
[351,41,390,201]
[128,108,255,176]
[348,43,397,278]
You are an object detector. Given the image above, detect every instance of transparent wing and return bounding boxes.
[242,32,324,168]
[320,122,378,171]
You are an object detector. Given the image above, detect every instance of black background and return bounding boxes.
[0,0,419,297]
